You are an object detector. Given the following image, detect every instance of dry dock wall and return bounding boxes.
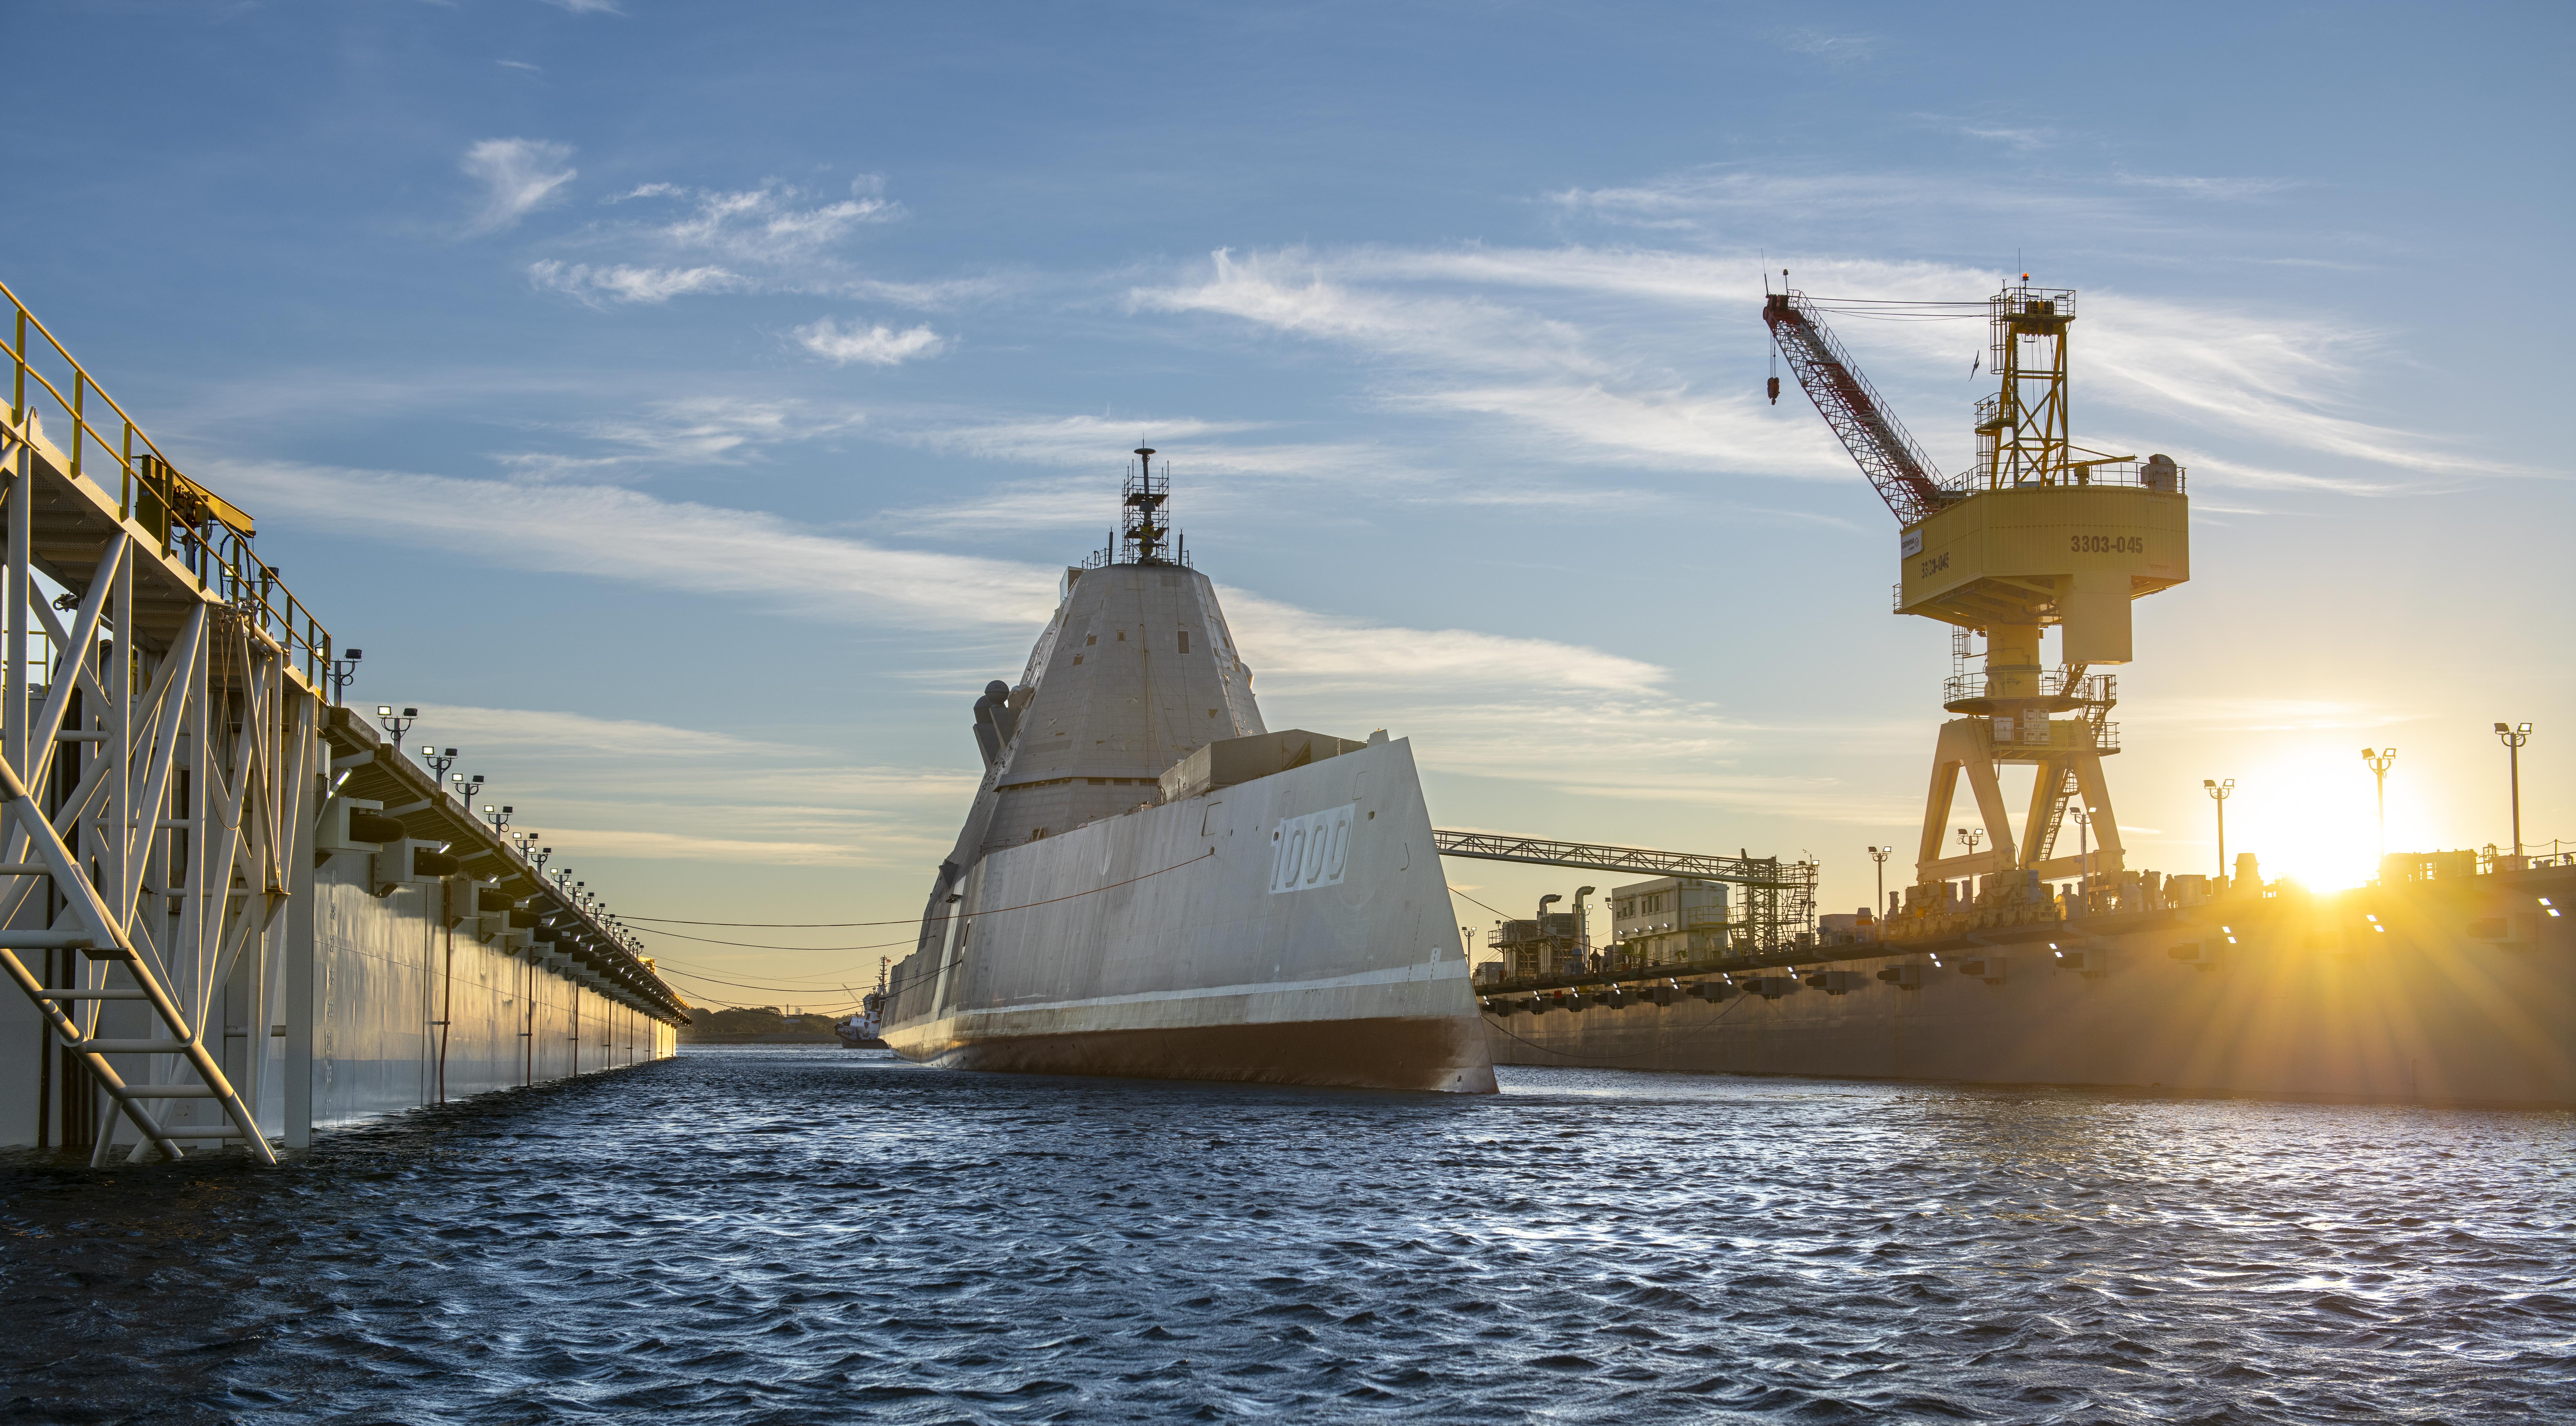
[0,850,677,1153]
[303,854,675,1133]
[1488,871,2576,1109]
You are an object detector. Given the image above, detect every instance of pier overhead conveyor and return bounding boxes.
[1435,830,1817,954]
[1765,281,2191,909]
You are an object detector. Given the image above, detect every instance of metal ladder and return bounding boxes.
[0,753,273,1164]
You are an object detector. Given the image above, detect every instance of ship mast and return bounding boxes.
[1120,445,1175,565]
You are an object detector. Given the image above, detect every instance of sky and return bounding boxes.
[5,1,2568,1012]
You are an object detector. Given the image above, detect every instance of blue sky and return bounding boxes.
[8,2,2569,1004]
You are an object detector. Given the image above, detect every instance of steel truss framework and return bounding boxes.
[0,424,318,1163]
[1433,830,1818,953]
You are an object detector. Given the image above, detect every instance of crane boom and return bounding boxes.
[1763,290,1949,525]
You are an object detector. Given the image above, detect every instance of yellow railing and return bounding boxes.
[2,279,333,690]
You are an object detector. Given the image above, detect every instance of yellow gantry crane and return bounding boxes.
[1764,280,2191,918]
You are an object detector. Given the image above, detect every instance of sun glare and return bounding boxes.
[2225,743,2431,891]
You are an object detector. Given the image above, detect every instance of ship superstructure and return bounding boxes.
[879,451,1496,1093]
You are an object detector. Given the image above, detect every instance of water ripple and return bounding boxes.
[2,1049,2571,1423]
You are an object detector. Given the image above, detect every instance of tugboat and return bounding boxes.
[836,968,889,1048]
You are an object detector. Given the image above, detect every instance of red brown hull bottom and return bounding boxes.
[908,1014,1498,1094]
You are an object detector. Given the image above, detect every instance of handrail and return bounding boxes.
[2,279,333,688]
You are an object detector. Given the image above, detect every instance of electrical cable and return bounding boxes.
[619,849,1214,927]
[648,953,884,982]
[637,928,922,952]
[656,966,881,995]
[1447,885,1517,921]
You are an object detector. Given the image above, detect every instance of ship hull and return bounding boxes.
[882,738,1496,1094]
[898,1014,1490,1092]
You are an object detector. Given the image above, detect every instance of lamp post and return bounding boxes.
[420,745,456,783]
[1866,845,1891,932]
[2203,778,2234,882]
[2068,806,2093,915]
[377,705,416,742]
[2494,722,2532,860]
[2362,747,2396,862]
[327,647,362,704]
[1953,828,1983,909]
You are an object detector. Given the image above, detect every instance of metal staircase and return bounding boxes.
[3,281,326,1162]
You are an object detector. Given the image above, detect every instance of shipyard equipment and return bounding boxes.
[1766,281,2190,911]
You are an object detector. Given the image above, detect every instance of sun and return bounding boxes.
[2224,743,2424,892]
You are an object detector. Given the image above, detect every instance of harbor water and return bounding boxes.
[4,1048,2570,1423]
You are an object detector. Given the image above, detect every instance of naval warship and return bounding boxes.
[877,452,1496,1093]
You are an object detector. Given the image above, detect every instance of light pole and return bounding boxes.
[2203,778,2234,882]
[2494,722,2532,860]
[2362,747,2396,862]
[420,745,457,783]
[2068,806,2093,915]
[327,647,363,704]
[377,705,416,742]
[1866,845,1891,930]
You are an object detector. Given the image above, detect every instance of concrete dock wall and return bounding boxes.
[305,855,674,1133]
[1486,870,2576,1109]
[0,850,678,1153]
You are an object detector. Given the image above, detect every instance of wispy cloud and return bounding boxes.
[1776,29,1880,63]
[497,60,542,73]
[1125,238,2512,494]
[394,703,979,871]
[414,704,797,758]
[220,459,1679,713]
[2115,173,2301,198]
[527,260,744,305]
[519,176,954,308]
[1954,122,2060,151]
[1220,589,1664,697]
[459,138,577,236]
[793,317,947,365]
[216,459,1060,630]
[538,0,624,14]
[645,181,901,265]
[485,395,866,479]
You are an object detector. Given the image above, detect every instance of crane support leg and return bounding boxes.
[1913,718,2019,885]
[1915,745,1962,872]
[2070,753,2126,878]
